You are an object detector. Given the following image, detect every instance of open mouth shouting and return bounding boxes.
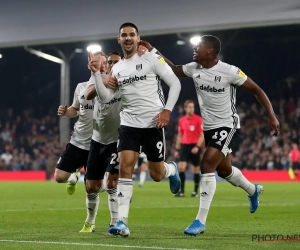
[124,40,133,50]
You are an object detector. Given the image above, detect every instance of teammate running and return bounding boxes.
[55,78,94,195]
[79,51,122,233]
[138,35,280,235]
[88,22,182,237]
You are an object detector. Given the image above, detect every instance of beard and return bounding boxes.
[122,42,136,54]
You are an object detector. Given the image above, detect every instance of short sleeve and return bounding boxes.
[71,85,80,109]
[229,65,247,86]
[182,62,197,77]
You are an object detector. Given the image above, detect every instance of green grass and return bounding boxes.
[0,181,299,250]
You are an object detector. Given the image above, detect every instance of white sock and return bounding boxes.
[67,173,78,185]
[85,192,99,225]
[196,173,216,224]
[100,175,107,192]
[117,178,133,225]
[107,187,118,226]
[225,166,255,195]
[164,162,176,178]
[139,171,146,185]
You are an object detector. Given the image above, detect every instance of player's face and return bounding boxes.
[193,41,207,62]
[87,54,107,74]
[118,27,140,54]
[193,39,214,63]
[100,55,107,74]
[185,103,194,116]
[107,54,121,73]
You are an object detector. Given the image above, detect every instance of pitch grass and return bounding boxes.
[0,181,299,250]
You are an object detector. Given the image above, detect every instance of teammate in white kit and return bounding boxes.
[139,35,280,235]
[78,51,122,233]
[137,152,148,187]
[55,81,94,195]
[88,22,182,237]
[132,151,148,187]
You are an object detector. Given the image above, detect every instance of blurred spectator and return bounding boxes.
[1,77,300,178]
[0,108,63,179]
[1,146,12,165]
[0,159,8,171]
[46,154,56,180]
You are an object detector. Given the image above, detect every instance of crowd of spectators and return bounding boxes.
[0,108,61,176]
[165,97,300,170]
[1,77,300,173]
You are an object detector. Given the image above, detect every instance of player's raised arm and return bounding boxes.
[150,53,181,128]
[88,53,115,103]
[138,40,187,77]
[87,76,119,100]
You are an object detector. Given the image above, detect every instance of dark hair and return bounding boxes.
[201,35,221,56]
[184,100,194,108]
[119,22,139,34]
[108,51,122,57]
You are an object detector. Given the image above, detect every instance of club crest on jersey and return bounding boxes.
[136,64,142,71]
[214,75,221,83]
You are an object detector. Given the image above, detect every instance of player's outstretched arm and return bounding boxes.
[241,77,280,136]
[58,85,80,117]
[151,53,181,128]
[57,105,78,118]
[138,40,187,77]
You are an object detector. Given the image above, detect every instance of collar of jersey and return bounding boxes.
[123,53,138,61]
[198,59,220,70]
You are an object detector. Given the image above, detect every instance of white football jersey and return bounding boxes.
[183,60,247,131]
[70,82,94,150]
[111,53,179,128]
[89,76,122,145]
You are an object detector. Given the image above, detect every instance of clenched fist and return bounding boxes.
[57,105,67,116]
